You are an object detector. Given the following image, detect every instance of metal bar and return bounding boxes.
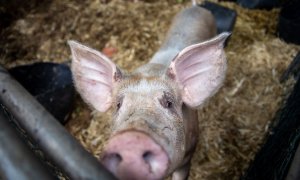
[242,69,300,180]
[286,139,300,180]
[0,107,54,180]
[0,65,116,180]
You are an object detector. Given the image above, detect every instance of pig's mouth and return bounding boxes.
[100,131,169,180]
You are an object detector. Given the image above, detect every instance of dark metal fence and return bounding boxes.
[0,65,116,180]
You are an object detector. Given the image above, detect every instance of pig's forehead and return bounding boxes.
[120,78,172,94]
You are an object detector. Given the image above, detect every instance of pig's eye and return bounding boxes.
[116,102,121,110]
[160,98,174,109]
[115,97,123,111]
[166,100,173,108]
[159,91,175,109]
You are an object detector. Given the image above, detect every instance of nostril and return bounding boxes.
[102,152,122,172]
[111,153,122,162]
[143,151,163,174]
[142,151,153,163]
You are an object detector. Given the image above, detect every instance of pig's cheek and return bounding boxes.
[162,124,183,155]
[161,127,173,145]
[168,118,186,168]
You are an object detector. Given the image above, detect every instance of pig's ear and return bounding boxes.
[167,32,230,108]
[68,41,122,112]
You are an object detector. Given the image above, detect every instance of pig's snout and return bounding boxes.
[101,131,169,180]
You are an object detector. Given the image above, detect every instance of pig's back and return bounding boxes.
[150,6,217,66]
[162,6,217,50]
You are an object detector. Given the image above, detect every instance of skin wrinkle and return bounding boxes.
[114,67,123,82]
[76,74,111,88]
[182,68,210,84]
[76,65,106,79]
[76,59,108,73]
[166,68,176,80]
[78,77,105,87]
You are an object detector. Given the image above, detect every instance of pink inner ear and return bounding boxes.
[169,33,229,108]
[76,76,112,112]
[176,51,215,84]
[68,40,119,112]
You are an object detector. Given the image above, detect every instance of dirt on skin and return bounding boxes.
[1,0,300,179]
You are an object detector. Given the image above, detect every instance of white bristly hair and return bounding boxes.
[121,79,169,94]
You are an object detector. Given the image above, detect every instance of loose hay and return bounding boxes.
[1,0,300,179]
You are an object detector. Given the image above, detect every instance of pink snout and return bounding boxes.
[101,131,169,180]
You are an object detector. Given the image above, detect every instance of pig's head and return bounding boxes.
[68,32,229,180]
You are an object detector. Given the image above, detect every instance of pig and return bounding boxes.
[68,1,230,179]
